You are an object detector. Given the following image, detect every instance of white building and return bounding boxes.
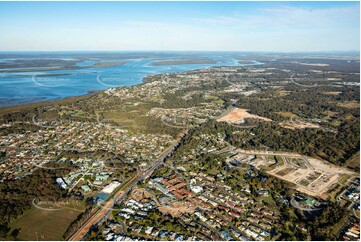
[101,181,121,194]
[56,178,67,189]
[145,226,154,234]
[191,185,203,194]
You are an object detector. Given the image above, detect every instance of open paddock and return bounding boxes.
[9,206,82,241]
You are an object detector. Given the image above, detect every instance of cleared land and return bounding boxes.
[235,148,356,198]
[217,108,272,123]
[159,201,196,218]
[275,111,298,118]
[321,91,342,95]
[337,101,360,109]
[131,188,160,205]
[9,207,82,241]
[279,120,320,130]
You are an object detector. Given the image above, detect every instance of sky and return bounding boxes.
[0,1,359,52]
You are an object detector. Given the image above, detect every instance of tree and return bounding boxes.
[0,223,10,238]
[10,228,20,240]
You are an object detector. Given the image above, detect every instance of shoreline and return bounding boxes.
[0,61,257,112]
[0,93,97,116]
[0,66,203,111]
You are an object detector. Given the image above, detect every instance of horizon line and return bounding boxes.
[0,50,359,53]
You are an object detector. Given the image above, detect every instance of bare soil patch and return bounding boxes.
[279,120,320,130]
[159,201,196,218]
[338,101,360,109]
[240,148,357,197]
[217,108,272,123]
[321,91,342,95]
[275,112,298,118]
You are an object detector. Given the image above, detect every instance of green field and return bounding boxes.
[9,207,82,241]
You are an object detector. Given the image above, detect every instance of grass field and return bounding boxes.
[260,194,277,210]
[9,207,82,241]
[339,174,351,185]
[101,106,179,137]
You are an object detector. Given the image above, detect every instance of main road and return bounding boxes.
[68,131,187,241]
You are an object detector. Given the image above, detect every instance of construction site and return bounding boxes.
[232,149,357,198]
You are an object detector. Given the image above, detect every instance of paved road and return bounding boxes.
[68,133,186,241]
[68,175,137,241]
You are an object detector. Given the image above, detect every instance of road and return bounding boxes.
[68,132,186,241]
[67,175,138,241]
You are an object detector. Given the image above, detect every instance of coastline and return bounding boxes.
[0,65,231,111]
[0,93,97,116]
[0,65,206,113]
[0,58,262,111]
[0,67,180,114]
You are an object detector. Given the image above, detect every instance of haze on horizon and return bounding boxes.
[0,1,359,52]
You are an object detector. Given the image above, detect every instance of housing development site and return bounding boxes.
[228,148,357,198]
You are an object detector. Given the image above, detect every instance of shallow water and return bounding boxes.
[0,52,262,107]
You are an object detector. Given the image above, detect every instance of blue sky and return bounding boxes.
[0,1,359,51]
